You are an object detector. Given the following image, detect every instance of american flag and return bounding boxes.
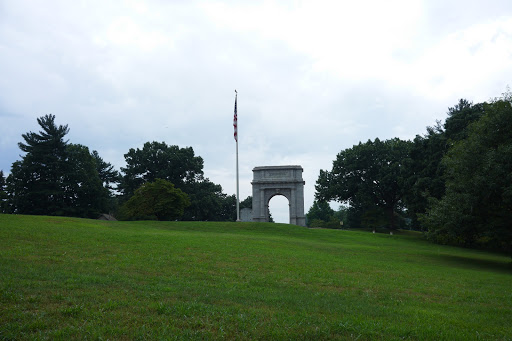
[233,92,238,142]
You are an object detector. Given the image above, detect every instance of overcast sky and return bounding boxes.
[1,0,512,222]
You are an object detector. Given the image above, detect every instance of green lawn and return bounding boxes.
[0,214,511,340]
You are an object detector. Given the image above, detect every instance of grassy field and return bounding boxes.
[0,214,511,340]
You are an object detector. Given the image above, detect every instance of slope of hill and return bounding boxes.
[1,214,511,340]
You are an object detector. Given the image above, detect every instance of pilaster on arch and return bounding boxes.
[251,165,306,227]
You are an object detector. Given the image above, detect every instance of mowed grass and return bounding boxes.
[0,214,511,340]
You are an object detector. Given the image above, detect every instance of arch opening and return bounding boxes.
[268,194,290,223]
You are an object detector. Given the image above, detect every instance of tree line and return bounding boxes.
[0,114,242,221]
[1,91,510,254]
[308,92,511,254]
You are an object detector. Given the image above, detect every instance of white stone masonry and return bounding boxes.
[251,165,306,227]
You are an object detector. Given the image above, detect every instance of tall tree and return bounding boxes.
[316,138,412,232]
[120,141,238,221]
[91,150,120,191]
[91,150,120,214]
[8,115,110,217]
[9,114,70,215]
[404,122,447,229]
[403,99,486,230]
[120,141,204,197]
[62,144,110,218]
[423,96,512,253]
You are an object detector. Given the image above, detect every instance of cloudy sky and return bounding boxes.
[1,0,512,222]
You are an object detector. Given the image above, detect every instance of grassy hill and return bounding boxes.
[1,214,511,340]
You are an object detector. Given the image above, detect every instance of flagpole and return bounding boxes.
[236,135,240,222]
[234,90,240,222]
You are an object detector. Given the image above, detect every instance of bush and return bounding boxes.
[120,179,190,221]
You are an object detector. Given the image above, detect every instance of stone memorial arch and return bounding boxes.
[251,165,306,227]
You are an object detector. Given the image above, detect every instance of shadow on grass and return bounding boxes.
[432,254,512,274]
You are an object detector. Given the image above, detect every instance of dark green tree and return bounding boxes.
[423,95,512,253]
[333,206,349,227]
[62,144,110,218]
[120,141,203,197]
[404,122,447,229]
[91,150,121,214]
[8,115,111,217]
[342,201,368,230]
[268,211,275,223]
[306,200,335,227]
[316,138,412,232]
[263,209,275,223]
[444,99,485,142]
[220,194,237,221]
[91,150,120,191]
[405,100,486,230]
[120,141,238,221]
[239,196,252,209]
[121,179,190,221]
[8,114,70,215]
[182,179,236,221]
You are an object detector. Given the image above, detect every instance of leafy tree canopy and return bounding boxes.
[239,196,252,209]
[119,141,238,221]
[444,99,485,142]
[404,99,486,230]
[182,178,231,221]
[120,141,203,197]
[121,179,190,221]
[404,121,447,228]
[306,200,335,226]
[62,144,110,218]
[423,94,512,253]
[316,138,412,231]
